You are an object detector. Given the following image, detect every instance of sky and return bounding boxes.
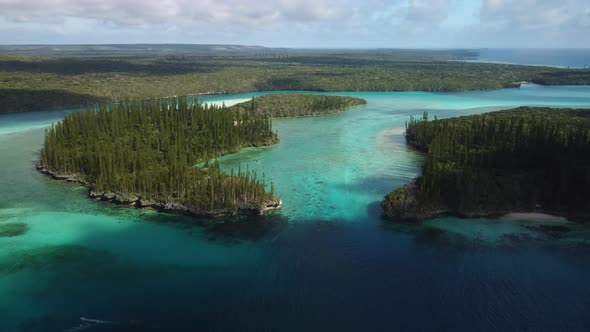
[0,0,588,47]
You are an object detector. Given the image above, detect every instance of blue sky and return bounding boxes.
[0,0,588,47]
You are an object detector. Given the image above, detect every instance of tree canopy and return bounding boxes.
[383,107,590,221]
[40,97,279,212]
[230,94,366,118]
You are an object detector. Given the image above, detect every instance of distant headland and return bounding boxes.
[1,46,590,113]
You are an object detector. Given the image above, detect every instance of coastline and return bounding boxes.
[381,181,584,223]
[503,212,568,222]
[449,59,570,69]
[382,164,589,224]
[6,78,590,115]
[0,85,522,115]
[381,106,590,224]
[37,164,282,218]
[228,94,368,119]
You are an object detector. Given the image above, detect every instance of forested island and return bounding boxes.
[382,107,590,222]
[230,94,367,117]
[38,97,282,217]
[1,45,590,113]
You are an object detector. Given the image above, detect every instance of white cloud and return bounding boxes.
[0,0,588,47]
[0,0,345,27]
[406,0,450,25]
[0,0,455,29]
[481,0,590,30]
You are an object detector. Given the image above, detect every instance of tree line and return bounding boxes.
[230,94,367,118]
[3,50,590,114]
[40,97,278,210]
[385,107,590,220]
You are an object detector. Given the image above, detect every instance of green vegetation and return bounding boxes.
[0,223,28,237]
[1,45,589,113]
[39,97,281,216]
[230,94,366,118]
[382,107,590,221]
[531,70,590,85]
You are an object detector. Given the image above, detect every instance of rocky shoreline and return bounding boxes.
[382,181,588,222]
[381,181,449,221]
[37,164,282,218]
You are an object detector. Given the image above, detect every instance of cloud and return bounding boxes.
[0,0,588,47]
[0,0,345,27]
[406,0,450,26]
[481,0,590,30]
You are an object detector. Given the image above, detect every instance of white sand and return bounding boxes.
[376,127,408,152]
[205,98,251,107]
[380,127,406,136]
[503,212,568,222]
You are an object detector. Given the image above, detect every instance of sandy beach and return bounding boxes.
[503,212,568,222]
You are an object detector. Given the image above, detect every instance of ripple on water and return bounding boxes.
[2,87,590,331]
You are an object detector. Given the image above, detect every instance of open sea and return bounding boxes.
[471,48,590,68]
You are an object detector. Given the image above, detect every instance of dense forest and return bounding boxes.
[230,94,366,117]
[531,70,590,86]
[382,107,590,221]
[39,97,281,217]
[1,46,589,113]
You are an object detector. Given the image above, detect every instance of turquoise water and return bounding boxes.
[469,48,590,68]
[1,86,590,331]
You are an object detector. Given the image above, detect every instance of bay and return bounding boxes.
[1,85,590,331]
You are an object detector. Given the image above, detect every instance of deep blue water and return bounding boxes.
[1,86,590,331]
[470,49,590,68]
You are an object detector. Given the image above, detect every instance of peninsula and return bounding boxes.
[38,97,282,217]
[382,107,590,222]
[230,94,367,118]
[2,46,590,113]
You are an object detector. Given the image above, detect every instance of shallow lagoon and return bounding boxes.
[1,86,590,331]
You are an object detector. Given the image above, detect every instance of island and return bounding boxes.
[230,94,367,118]
[38,97,282,217]
[382,107,590,222]
[2,46,590,113]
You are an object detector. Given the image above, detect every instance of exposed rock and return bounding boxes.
[39,164,282,219]
[381,181,448,221]
[36,164,89,185]
[382,180,586,222]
